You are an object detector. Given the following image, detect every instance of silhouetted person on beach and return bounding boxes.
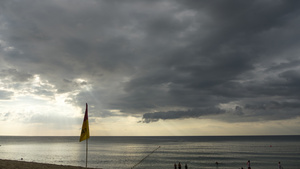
[278,161,283,169]
[247,160,251,169]
[178,162,181,169]
[174,163,177,169]
[185,163,188,169]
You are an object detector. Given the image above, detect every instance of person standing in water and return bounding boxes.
[247,160,251,169]
[174,163,177,169]
[278,162,283,169]
[178,162,181,169]
[185,163,188,169]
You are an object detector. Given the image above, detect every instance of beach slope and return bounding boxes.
[0,159,99,169]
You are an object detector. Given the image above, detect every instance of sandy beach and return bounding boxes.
[0,159,100,169]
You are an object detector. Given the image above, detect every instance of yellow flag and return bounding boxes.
[79,103,90,142]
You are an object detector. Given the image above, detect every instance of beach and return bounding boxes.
[0,159,99,169]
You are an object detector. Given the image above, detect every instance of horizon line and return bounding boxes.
[1,134,299,137]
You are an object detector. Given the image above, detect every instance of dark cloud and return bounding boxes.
[279,70,300,88]
[0,68,33,82]
[141,107,225,123]
[222,101,300,122]
[1,0,300,123]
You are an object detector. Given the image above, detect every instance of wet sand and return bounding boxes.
[0,159,100,169]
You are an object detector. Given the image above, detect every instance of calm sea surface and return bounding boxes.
[0,136,299,169]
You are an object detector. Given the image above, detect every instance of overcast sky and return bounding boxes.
[1,0,300,136]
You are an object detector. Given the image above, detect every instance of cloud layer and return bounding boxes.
[1,0,300,125]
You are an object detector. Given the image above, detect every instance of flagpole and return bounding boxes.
[79,103,89,168]
[86,139,88,168]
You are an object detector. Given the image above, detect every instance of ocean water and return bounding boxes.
[0,136,299,169]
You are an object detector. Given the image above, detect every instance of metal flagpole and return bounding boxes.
[86,139,88,168]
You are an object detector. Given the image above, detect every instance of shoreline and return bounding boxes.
[0,159,100,169]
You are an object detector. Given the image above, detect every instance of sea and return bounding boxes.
[0,136,299,169]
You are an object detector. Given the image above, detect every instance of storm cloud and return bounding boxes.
[142,108,226,123]
[1,0,300,124]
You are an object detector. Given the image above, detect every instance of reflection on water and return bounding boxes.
[0,136,299,169]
